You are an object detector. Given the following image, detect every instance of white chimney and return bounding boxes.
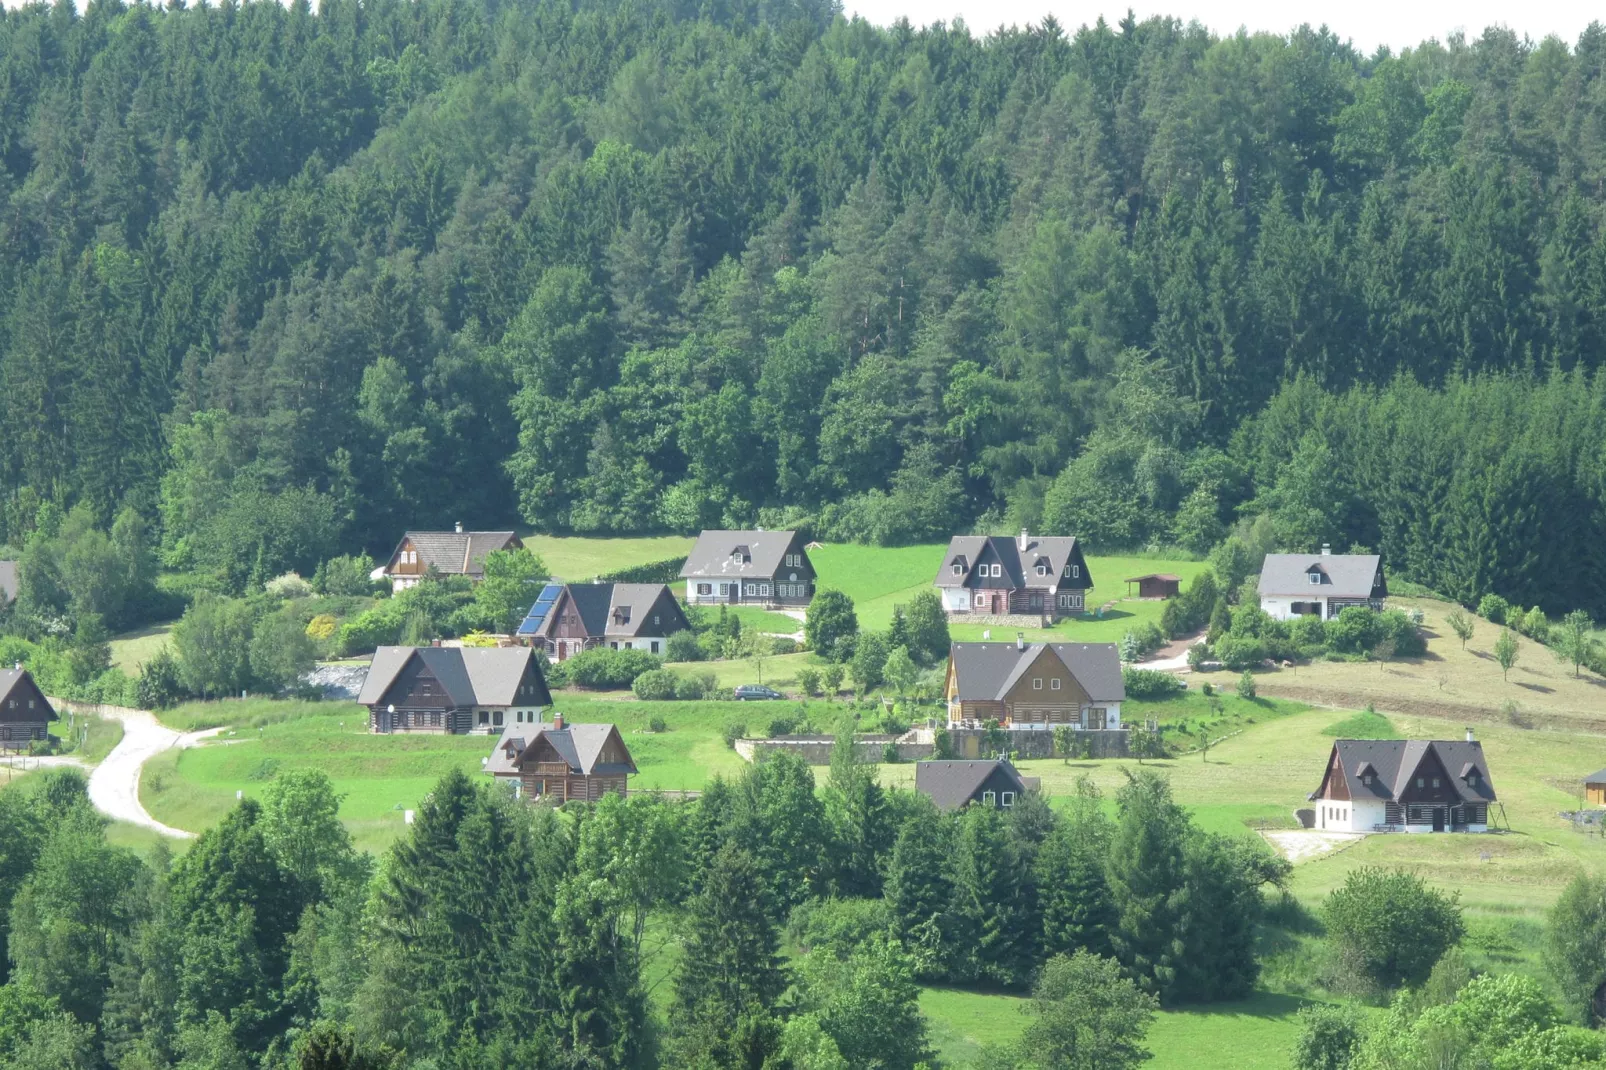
[1018,528,1030,551]
[1321,543,1331,556]
[1466,727,1475,743]
[1016,632,1026,651]
[455,521,464,534]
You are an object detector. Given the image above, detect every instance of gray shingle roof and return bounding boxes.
[0,561,16,604]
[948,642,1125,703]
[486,720,637,777]
[1587,768,1606,786]
[915,759,1027,809]
[680,530,799,579]
[934,534,1084,589]
[1258,553,1383,600]
[1318,739,1497,803]
[0,669,51,720]
[605,584,684,637]
[386,531,520,577]
[357,647,550,708]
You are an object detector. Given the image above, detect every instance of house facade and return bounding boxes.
[1258,547,1386,621]
[944,639,1124,730]
[515,582,690,660]
[680,529,815,607]
[378,525,523,592]
[357,646,552,735]
[1309,734,1497,833]
[485,713,637,803]
[915,759,1034,810]
[933,531,1093,621]
[0,669,53,750]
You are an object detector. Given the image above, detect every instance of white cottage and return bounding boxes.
[1309,733,1497,833]
[1258,546,1386,621]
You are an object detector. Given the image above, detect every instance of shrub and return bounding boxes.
[787,897,890,958]
[1323,866,1464,990]
[770,636,799,655]
[1521,605,1550,644]
[1290,614,1326,648]
[665,629,704,662]
[1186,644,1211,671]
[648,716,667,733]
[1477,593,1511,625]
[264,572,313,599]
[1213,635,1266,672]
[822,663,845,695]
[882,742,900,763]
[1121,666,1185,700]
[723,722,748,748]
[675,671,716,701]
[1292,1005,1362,1070]
[796,667,822,696]
[314,553,380,596]
[766,715,801,737]
[631,668,679,701]
[805,589,859,661]
[135,648,189,710]
[305,614,337,642]
[1376,608,1426,658]
[564,647,662,690]
[1325,606,1381,655]
[1236,670,1257,700]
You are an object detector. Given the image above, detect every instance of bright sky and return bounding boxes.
[842,0,1597,55]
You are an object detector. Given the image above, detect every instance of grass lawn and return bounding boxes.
[524,534,693,581]
[720,604,803,635]
[663,651,820,691]
[109,621,175,674]
[919,986,1309,1069]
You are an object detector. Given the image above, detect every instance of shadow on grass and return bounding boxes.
[1515,682,1554,694]
[1165,990,1308,1020]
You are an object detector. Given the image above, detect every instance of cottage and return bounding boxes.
[1586,769,1606,806]
[680,530,815,607]
[515,582,690,660]
[1124,573,1180,599]
[1309,732,1497,833]
[944,637,1124,730]
[0,561,16,606]
[1258,546,1386,621]
[0,668,53,750]
[933,530,1093,621]
[357,646,552,735]
[915,759,1035,810]
[485,712,637,803]
[378,524,523,592]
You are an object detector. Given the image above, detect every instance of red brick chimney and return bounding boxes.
[552,712,565,730]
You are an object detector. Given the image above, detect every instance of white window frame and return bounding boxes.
[651,641,660,654]
[1309,571,1321,585]
[697,583,712,595]
[1033,678,1043,690]
[952,563,963,576]
[1001,791,1015,808]
[982,791,996,806]
[992,564,1002,578]
[1051,678,1061,691]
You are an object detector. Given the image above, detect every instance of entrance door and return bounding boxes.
[378,711,391,733]
[729,583,740,604]
[1432,808,1446,832]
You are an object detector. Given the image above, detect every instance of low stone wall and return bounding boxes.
[734,734,934,765]
[47,696,144,719]
[947,613,1050,629]
[945,727,1130,760]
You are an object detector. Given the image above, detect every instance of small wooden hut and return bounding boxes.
[1124,574,1181,599]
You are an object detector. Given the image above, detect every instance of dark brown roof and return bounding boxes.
[948,642,1125,703]
[680,530,801,579]
[357,647,551,708]
[486,720,637,777]
[0,669,52,721]
[385,531,521,577]
[934,533,1085,590]
[915,759,1027,810]
[1125,573,1181,582]
[1315,739,1497,804]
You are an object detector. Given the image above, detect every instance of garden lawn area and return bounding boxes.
[807,542,1209,642]
[661,650,822,691]
[523,534,693,581]
[722,605,802,636]
[108,621,175,674]
[918,986,1309,1069]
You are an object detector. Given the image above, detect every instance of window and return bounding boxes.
[493,711,504,726]
[1432,777,1441,788]
[1361,773,1372,786]
[27,700,33,709]
[982,791,996,806]
[479,711,490,724]
[1036,563,1048,576]
[653,614,660,625]
[1308,571,1321,585]
[697,583,712,595]
[991,564,1002,578]
[651,641,660,654]
[785,553,801,568]
[610,641,619,649]
[1064,564,1080,579]
[1416,777,1424,788]
[430,712,442,727]
[1051,678,1062,691]
[952,563,962,576]
[1033,678,1043,690]
[616,607,631,623]
[1001,792,1015,808]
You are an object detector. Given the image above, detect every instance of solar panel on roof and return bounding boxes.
[517,584,565,635]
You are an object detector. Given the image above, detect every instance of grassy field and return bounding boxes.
[524,534,693,581]
[109,621,174,674]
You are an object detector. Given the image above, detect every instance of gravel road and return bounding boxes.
[85,707,221,838]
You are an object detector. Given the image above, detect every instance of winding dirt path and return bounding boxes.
[84,707,222,839]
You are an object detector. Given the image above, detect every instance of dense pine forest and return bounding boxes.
[2,0,1606,617]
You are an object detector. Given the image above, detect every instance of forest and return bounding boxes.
[0,0,1604,613]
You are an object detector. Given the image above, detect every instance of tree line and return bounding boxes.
[0,0,1605,610]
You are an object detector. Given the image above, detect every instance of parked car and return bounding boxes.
[734,684,784,701]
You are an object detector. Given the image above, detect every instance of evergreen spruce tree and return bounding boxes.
[953,805,1035,988]
[672,845,787,1042]
[1106,771,1190,1001]
[1037,778,1117,959]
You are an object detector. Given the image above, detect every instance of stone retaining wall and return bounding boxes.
[946,613,1050,629]
[945,727,1130,760]
[734,734,935,765]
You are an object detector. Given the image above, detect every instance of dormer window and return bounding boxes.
[1308,570,1322,585]
[1036,563,1049,577]
[1361,773,1373,786]
[615,607,632,624]
[952,563,963,576]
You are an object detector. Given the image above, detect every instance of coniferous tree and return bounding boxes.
[672,845,787,1045]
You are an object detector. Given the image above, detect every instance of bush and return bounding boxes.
[1323,866,1465,990]
[264,572,313,599]
[1325,606,1381,654]
[631,668,679,701]
[314,553,380,596]
[1186,644,1211,671]
[723,722,748,748]
[305,614,338,642]
[805,590,859,661]
[675,671,717,701]
[1236,670,1257,700]
[1375,608,1426,658]
[1292,1005,1362,1070]
[665,629,704,662]
[1121,666,1185,699]
[766,715,801,737]
[1477,593,1511,625]
[787,897,890,958]
[1520,605,1550,644]
[796,667,822,696]
[135,647,189,710]
[563,647,663,690]
[1213,635,1266,672]
[770,636,799,655]
[648,716,667,733]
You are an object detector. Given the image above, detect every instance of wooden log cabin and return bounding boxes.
[358,646,552,734]
[1308,732,1497,833]
[0,668,54,751]
[485,713,637,803]
[378,525,522,593]
[944,636,1125,730]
